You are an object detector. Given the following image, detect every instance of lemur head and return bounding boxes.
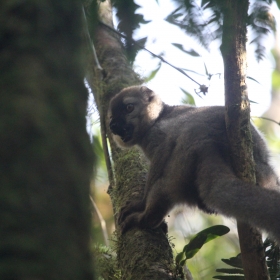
[108,86,163,148]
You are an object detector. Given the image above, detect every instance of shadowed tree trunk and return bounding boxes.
[0,1,94,279]
[87,1,176,279]
[220,1,270,279]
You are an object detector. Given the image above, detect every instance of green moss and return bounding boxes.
[93,244,121,280]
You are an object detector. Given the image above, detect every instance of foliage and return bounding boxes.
[214,254,244,279]
[93,244,121,280]
[180,88,196,105]
[111,0,150,62]
[92,133,106,176]
[144,61,162,82]
[84,0,99,39]
[165,1,223,50]
[175,225,230,276]
[264,238,280,279]
[213,238,280,279]
[165,0,275,61]
[248,1,276,60]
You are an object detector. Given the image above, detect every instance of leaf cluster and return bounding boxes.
[166,0,276,60]
[175,225,230,276]
[84,0,99,39]
[214,238,280,279]
[248,0,276,60]
[166,0,223,50]
[264,238,280,279]
[111,0,150,62]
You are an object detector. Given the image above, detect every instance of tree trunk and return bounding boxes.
[87,1,176,279]
[0,1,94,279]
[220,1,270,279]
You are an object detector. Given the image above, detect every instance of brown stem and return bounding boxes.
[221,1,270,279]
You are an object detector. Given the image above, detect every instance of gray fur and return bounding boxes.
[108,86,280,241]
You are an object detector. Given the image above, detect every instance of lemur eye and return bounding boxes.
[126,103,134,113]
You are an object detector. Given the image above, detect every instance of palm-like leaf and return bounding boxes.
[112,0,150,62]
[167,0,275,60]
[248,1,276,61]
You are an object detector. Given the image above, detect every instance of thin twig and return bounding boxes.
[90,196,109,246]
[99,21,202,87]
[251,116,280,125]
[99,107,115,185]
[83,5,115,187]
[82,6,103,71]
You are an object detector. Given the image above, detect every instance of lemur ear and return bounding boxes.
[140,86,155,102]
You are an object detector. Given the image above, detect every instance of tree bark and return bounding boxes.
[87,1,176,279]
[0,1,94,279]
[220,1,270,279]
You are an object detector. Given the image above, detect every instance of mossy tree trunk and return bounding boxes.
[0,1,94,279]
[220,1,270,279]
[87,1,176,279]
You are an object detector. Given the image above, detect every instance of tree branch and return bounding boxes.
[221,1,270,279]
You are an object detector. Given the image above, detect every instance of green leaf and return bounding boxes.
[213,276,245,280]
[221,254,243,269]
[175,251,185,264]
[196,225,230,243]
[216,268,244,274]
[179,258,187,266]
[182,225,230,259]
[180,88,195,105]
[272,70,280,90]
[172,43,201,57]
[144,63,161,82]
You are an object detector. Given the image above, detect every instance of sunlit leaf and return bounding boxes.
[144,63,161,82]
[180,88,195,105]
[175,251,185,264]
[183,234,207,259]
[272,70,280,90]
[182,225,229,260]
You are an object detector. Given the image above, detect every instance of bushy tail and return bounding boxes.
[203,178,280,243]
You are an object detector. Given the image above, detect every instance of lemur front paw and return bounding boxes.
[118,200,144,225]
